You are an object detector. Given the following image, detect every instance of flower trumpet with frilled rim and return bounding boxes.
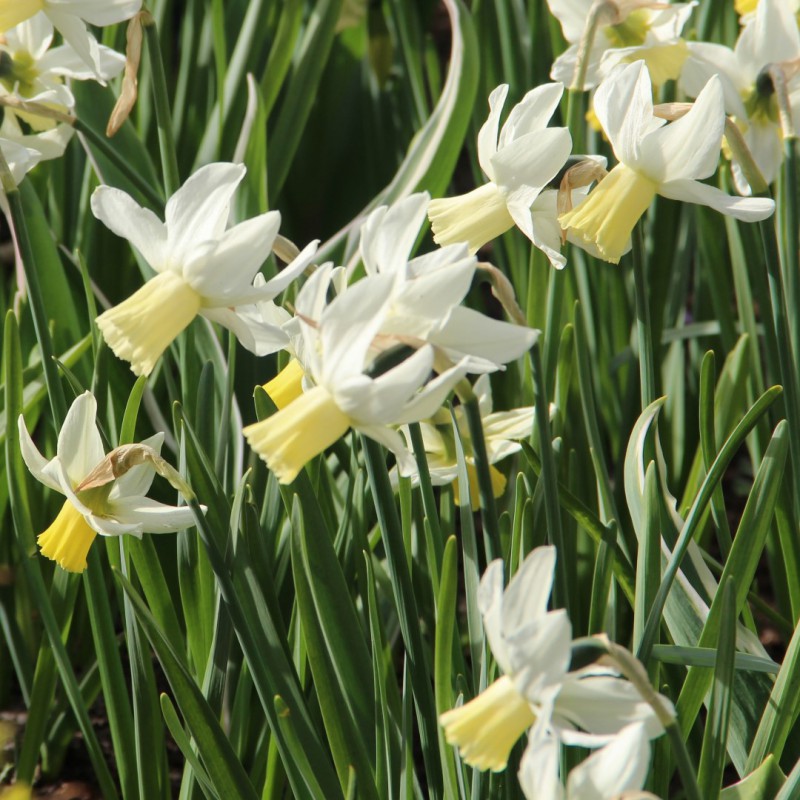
[440,547,669,772]
[245,273,471,484]
[18,392,199,572]
[91,162,317,376]
[427,83,572,255]
[559,61,775,263]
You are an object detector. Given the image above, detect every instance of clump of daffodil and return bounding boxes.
[18,392,200,573]
[0,14,124,129]
[91,162,317,376]
[427,83,572,255]
[245,273,471,484]
[440,547,668,772]
[397,374,537,509]
[680,0,800,193]
[548,0,695,90]
[559,61,775,263]
[0,1,140,75]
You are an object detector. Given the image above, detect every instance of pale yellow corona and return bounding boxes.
[440,675,536,772]
[0,0,44,32]
[559,165,658,264]
[37,500,98,573]
[264,359,305,410]
[734,0,758,14]
[96,271,202,377]
[632,41,689,88]
[453,463,507,510]
[244,385,351,484]
[428,183,515,254]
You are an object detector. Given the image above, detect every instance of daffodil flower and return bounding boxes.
[244,272,471,484]
[440,547,666,771]
[428,84,572,255]
[0,14,124,129]
[18,392,198,573]
[559,61,775,264]
[680,0,800,193]
[398,374,535,508]
[91,162,317,376]
[734,0,798,23]
[0,111,72,191]
[547,0,695,90]
[518,723,657,800]
[0,1,141,76]
[363,193,539,370]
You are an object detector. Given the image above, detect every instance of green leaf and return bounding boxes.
[721,756,786,800]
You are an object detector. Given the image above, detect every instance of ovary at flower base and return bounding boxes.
[19,392,200,572]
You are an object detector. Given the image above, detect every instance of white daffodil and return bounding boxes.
[244,272,471,484]
[428,83,572,255]
[548,0,694,90]
[0,110,72,190]
[91,162,317,376]
[0,1,140,76]
[734,0,799,23]
[680,0,800,193]
[518,724,658,800]
[559,61,775,264]
[363,193,539,370]
[18,392,198,573]
[398,373,534,508]
[440,547,666,772]
[0,14,124,128]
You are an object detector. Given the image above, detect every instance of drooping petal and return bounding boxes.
[658,178,775,221]
[518,737,565,800]
[107,496,197,533]
[91,186,168,271]
[17,414,62,492]
[164,162,247,264]
[57,391,105,487]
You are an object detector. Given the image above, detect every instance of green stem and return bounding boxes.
[407,421,444,575]
[632,224,657,409]
[144,18,180,196]
[530,341,569,614]
[74,118,164,209]
[781,136,800,371]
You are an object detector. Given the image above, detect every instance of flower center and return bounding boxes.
[37,500,98,573]
[743,71,780,126]
[0,48,40,96]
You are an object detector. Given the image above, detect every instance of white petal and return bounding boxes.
[18,414,62,492]
[91,186,168,270]
[261,238,319,296]
[360,193,430,276]
[164,162,247,265]
[203,306,290,356]
[502,546,557,633]
[507,610,573,699]
[736,0,800,79]
[478,559,513,674]
[109,433,162,498]
[46,0,142,26]
[395,252,476,321]
[357,423,418,476]
[44,9,100,74]
[106,496,198,533]
[185,211,281,299]
[566,723,651,799]
[658,178,775,220]
[680,42,749,115]
[8,14,54,58]
[477,84,509,181]
[498,83,565,148]
[483,408,535,445]
[39,41,125,82]
[392,358,470,424]
[57,392,106,486]
[546,0,594,43]
[518,737,565,800]
[743,119,784,188]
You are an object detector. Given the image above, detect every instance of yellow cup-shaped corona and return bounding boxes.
[263,359,305,410]
[440,675,537,772]
[734,0,758,14]
[634,41,689,88]
[0,0,44,31]
[454,463,507,511]
[96,271,202,376]
[37,500,98,573]
[244,385,351,484]
[428,183,515,254]
[559,164,658,264]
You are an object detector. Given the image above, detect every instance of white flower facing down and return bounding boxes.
[398,373,535,508]
[0,0,141,75]
[548,0,695,90]
[440,547,666,772]
[0,14,124,128]
[559,61,775,263]
[680,0,800,193]
[18,392,198,573]
[244,272,471,484]
[428,83,572,255]
[91,162,317,376]
[518,723,657,800]
[362,193,538,370]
